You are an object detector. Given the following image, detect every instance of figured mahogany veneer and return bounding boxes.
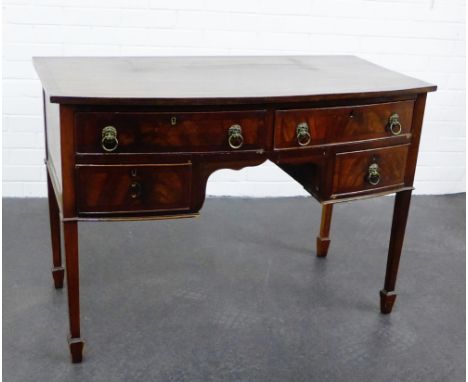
[75,110,268,154]
[274,100,414,149]
[331,145,409,197]
[76,163,192,215]
[33,56,436,363]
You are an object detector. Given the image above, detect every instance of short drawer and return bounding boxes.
[75,110,267,154]
[76,163,192,214]
[331,145,409,197]
[274,101,414,149]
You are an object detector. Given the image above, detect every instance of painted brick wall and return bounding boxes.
[3,0,465,197]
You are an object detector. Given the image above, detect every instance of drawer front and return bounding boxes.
[76,163,192,214]
[75,110,267,153]
[331,145,409,196]
[274,101,414,149]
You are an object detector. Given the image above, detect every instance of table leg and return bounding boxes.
[316,204,333,257]
[63,220,84,363]
[47,172,64,289]
[380,190,412,314]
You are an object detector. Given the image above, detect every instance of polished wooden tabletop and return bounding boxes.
[33,56,436,105]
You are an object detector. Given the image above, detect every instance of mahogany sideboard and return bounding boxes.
[33,56,436,363]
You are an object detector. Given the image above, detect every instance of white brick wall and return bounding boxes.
[2,0,465,197]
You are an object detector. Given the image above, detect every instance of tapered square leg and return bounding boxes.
[47,172,64,289]
[380,290,397,314]
[68,337,85,363]
[380,190,412,314]
[316,237,331,258]
[52,267,65,289]
[63,220,84,362]
[316,204,333,257]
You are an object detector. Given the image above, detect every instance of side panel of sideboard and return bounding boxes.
[43,90,63,207]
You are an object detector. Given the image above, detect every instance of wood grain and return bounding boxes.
[274,100,414,149]
[76,163,192,214]
[75,110,267,153]
[33,56,436,106]
[331,145,409,197]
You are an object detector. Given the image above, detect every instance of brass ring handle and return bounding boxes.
[367,163,381,186]
[228,124,244,149]
[296,122,311,146]
[101,126,119,152]
[388,113,402,136]
[130,181,142,199]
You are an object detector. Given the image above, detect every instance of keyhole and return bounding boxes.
[170,116,177,126]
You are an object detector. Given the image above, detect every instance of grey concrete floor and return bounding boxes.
[3,195,465,382]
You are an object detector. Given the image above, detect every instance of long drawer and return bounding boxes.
[76,163,192,214]
[274,100,414,149]
[75,110,267,154]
